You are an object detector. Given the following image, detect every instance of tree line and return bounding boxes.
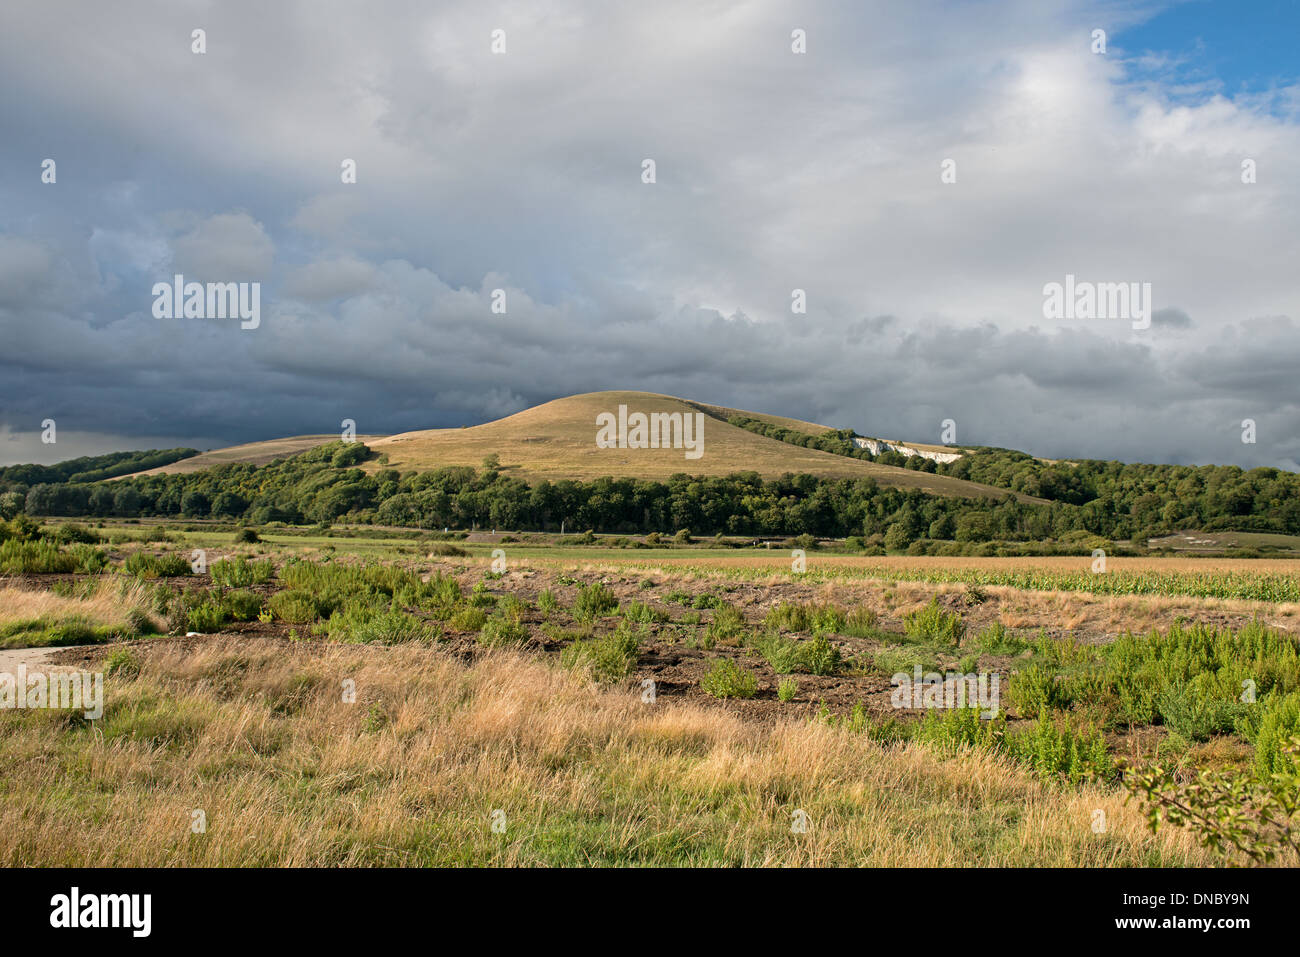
[2,438,1297,543]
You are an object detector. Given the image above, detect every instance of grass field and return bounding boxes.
[3,519,1298,867]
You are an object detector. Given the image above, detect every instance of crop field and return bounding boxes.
[2,517,1298,867]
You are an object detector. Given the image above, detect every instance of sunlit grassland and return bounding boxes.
[0,637,1214,867]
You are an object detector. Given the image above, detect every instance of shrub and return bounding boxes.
[1008,663,1070,715]
[1156,672,1249,742]
[53,523,100,545]
[124,551,192,578]
[0,539,76,574]
[764,601,845,634]
[103,648,140,678]
[450,607,487,632]
[478,617,529,648]
[975,622,1027,656]
[699,659,758,699]
[902,599,965,646]
[1009,711,1112,783]
[268,588,336,623]
[916,706,1005,752]
[573,582,618,622]
[210,557,273,587]
[468,582,497,608]
[68,543,108,574]
[705,603,746,645]
[757,632,842,676]
[186,600,228,633]
[317,604,440,644]
[621,600,663,624]
[429,542,469,557]
[537,589,559,615]
[1123,734,1300,864]
[234,527,261,544]
[777,677,798,702]
[842,606,879,638]
[221,589,265,622]
[1253,692,1300,775]
[561,623,643,682]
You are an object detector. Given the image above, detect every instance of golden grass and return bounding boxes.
[0,578,153,631]
[115,434,387,478]
[0,637,1220,866]
[366,391,1032,497]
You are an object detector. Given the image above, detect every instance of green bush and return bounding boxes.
[699,659,758,699]
[210,556,273,587]
[573,582,618,622]
[268,589,330,624]
[1156,672,1250,742]
[705,603,746,644]
[468,582,498,607]
[53,523,100,545]
[777,677,798,702]
[621,600,663,624]
[1253,692,1300,775]
[755,632,842,675]
[975,621,1028,656]
[186,600,228,633]
[902,599,965,646]
[68,543,108,574]
[916,706,1006,752]
[1008,663,1070,716]
[537,589,559,615]
[450,607,487,632]
[317,604,440,644]
[561,623,643,682]
[478,616,530,648]
[764,601,846,633]
[0,539,76,574]
[1009,711,1112,783]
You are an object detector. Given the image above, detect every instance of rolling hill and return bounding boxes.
[116,391,1036,500]
[369,392,1033,499]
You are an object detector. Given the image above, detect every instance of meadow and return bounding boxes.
[2,516,1298,866]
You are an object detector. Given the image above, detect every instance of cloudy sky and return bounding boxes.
[1,0,1297,470]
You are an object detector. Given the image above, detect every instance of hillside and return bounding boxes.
[119,435,388,478]
[109,391,1034,500]
[368,391,1033,499]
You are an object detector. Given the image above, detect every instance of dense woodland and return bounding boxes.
[1,434,1297,544]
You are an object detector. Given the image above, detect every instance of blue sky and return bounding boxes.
[1118,0,1300,102]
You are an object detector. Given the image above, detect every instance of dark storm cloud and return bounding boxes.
[0,0,1297,470]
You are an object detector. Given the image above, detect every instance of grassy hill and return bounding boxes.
[368,392,1033,499]
[113,391,1034,500]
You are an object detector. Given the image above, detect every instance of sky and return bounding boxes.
[0,0,1297,470]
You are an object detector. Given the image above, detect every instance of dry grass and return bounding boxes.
[366,391,1029,497]
[115,434,387,478]
[0,636,1217,866]
[0,579,154,632]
